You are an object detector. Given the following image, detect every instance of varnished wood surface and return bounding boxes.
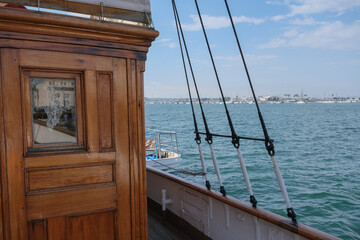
[67,211,115,240]
[27,164,114,191]
[1,48,28,239]
[97,72,114,151]
[26,185,116,220]
[113,58,132,239]
[0,6,157,239]
[0,7,158,41]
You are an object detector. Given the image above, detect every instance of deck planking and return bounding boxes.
[148,208,191,240]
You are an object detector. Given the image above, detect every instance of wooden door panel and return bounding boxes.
[29,220,47,240]
[48,216,66,240]
[24,152,115,168]
[1,48,146,239]
[27,185,116,221]
[27,164,114,191]
[67,211,115,240]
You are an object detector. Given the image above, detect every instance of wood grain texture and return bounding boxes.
[26,185,116,221]
[1,48,28,239]
[137,61,148,240]
[84,70,100,152]
[67,211,115,240]
[48,216,66,240]
[20,50,114,71]
[0,7,158,41]
[0,38,146,61]
[128,59,140,240]
[28,220,47,240]
[24,152,115,168]
[28,164,114,191]
[0,31,149,53]
[97,72,114,151]
[112,58,132,239]
[0,52,6,240]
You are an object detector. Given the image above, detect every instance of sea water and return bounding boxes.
[145,102,360,240]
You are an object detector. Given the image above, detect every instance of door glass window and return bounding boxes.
[30,78,77,144]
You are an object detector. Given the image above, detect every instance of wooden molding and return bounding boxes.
[0,7,158,56]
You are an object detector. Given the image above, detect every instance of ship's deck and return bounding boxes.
[148,207,191,240]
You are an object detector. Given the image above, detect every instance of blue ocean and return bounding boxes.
[145,102,360,240]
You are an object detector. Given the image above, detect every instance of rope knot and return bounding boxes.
[265,139,275,156]
[231,136,240,149]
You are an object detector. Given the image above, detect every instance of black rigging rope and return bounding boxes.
[193,0,240,149]
[172,0,213,145]
[172,0,211,190]
[223,0,274,156]
[223,0,296,220]
[171,0,200,144]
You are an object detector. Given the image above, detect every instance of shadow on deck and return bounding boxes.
[148,207,191,240]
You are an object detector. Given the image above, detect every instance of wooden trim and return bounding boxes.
[24,152,115,168]
[2,0,151,24]
[20,50,114,72]
[112,58,132,239]
[0,47,9,240]
[84,70,100,152]
[0,38,147,61]
[0,7,158,40]
[127,59,140,239]
[1,48,28,239]
[0,30,149,54]
[137,60,148,240]
[21,69,85,153]
[147,167,341,240]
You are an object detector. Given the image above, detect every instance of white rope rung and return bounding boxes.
[236,148,254,196]
[197,143,208,181]
[209,143,225,192]
[270,155,291,209]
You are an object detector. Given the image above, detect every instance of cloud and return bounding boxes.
[266,1,284,5]
[272,0,360,21]
[157,38,177,48]
[215,54,277,65]
[182,14,264,31]
[290,17,327,25]
[259,20,360,50]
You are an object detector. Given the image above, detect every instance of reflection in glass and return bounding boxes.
[31,78,77,144]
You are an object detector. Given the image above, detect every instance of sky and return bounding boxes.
[144,0,360,98]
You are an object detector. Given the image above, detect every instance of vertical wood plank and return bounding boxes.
[113,58,131,239]
[0,55,6,240]
[48,216,66,240]
[137,60,148,240]
[1,48,27,239]
[97,72,114,151]
[128,59,140,239]
[29,220,47,240]
[84,70,100,152]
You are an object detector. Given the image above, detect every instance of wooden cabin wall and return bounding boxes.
[0,7,157,240]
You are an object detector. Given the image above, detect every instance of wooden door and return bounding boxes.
[0,48,147,239]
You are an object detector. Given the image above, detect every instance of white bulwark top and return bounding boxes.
[69,0,151,13]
